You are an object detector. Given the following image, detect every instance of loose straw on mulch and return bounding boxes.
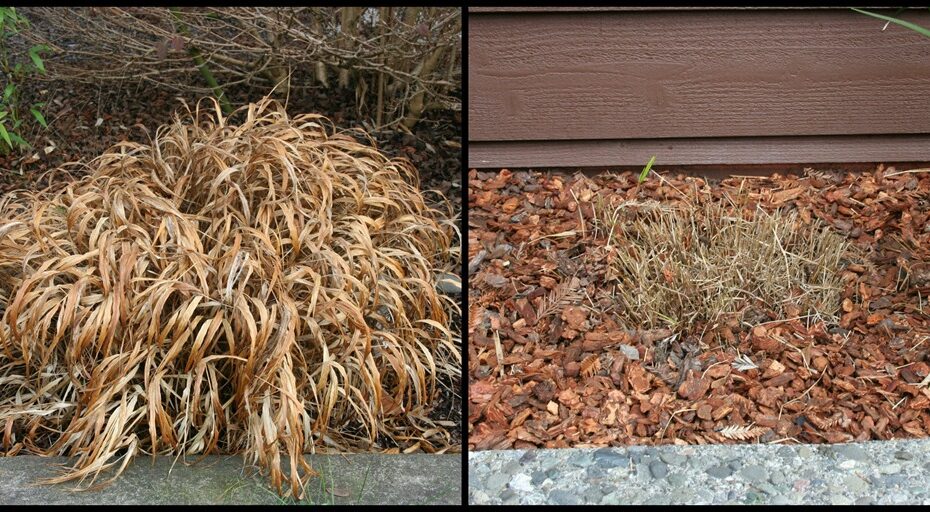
[597,199,849,335]
[0,97,460,498]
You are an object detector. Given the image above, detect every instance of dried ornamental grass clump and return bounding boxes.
[0,97,460,498]
[598,200,850,336]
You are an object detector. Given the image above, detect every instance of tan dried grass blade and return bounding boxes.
[0,96,460,499]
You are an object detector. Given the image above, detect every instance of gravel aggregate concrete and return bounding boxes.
[469,440,930,505]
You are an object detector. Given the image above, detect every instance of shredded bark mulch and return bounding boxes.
[468,166,930,450]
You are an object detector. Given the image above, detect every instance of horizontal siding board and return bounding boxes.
[469,9,930,142]
[468,135,930,168]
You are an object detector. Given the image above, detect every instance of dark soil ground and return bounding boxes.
[469,166,930,451]
[0,75,463,450]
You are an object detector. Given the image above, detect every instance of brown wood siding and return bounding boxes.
[469,135,930,168]
[469,8,930,168]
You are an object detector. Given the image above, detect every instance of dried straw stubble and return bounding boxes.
[595,199,850,337]
[0,97,460,498]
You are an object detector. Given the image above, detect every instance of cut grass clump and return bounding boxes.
[0,97,460,498]
[594,199,849,336]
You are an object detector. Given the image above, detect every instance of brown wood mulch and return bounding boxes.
[468,165,930,451]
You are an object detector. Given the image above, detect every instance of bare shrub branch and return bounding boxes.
[20,7,461,128]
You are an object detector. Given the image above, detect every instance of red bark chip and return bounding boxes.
[678,373,710,401]
[468,167,930,451]
[628,364,652,394]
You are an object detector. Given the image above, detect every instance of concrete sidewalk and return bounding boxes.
[0,452,461,505]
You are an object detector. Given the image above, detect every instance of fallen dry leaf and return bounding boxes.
[328,486,352,498]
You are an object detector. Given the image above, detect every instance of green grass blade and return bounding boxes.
[28,46,46,74]
[8,131,28,148]
[30,107,47,128]
[852,8,930,38]
[638,155,656,184]
[0,122,11,148]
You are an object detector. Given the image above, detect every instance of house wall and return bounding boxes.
[468,7,930,168]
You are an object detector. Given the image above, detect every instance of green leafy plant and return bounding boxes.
[852,7,930,38]
[0,7,49,154]
[638,154,656,184]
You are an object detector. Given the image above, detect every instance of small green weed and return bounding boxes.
[638,154,656,184]
[0,7,50,154]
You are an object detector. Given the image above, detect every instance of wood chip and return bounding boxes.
[547,401,559,416]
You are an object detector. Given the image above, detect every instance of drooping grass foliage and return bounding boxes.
[0,97,460,498]
[593,199,849,336]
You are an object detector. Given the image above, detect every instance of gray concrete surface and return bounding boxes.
[469,439,930,505]
[0,453,461,505]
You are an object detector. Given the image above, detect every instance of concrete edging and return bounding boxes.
[0,453,461,505]
[469,439,930,505]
